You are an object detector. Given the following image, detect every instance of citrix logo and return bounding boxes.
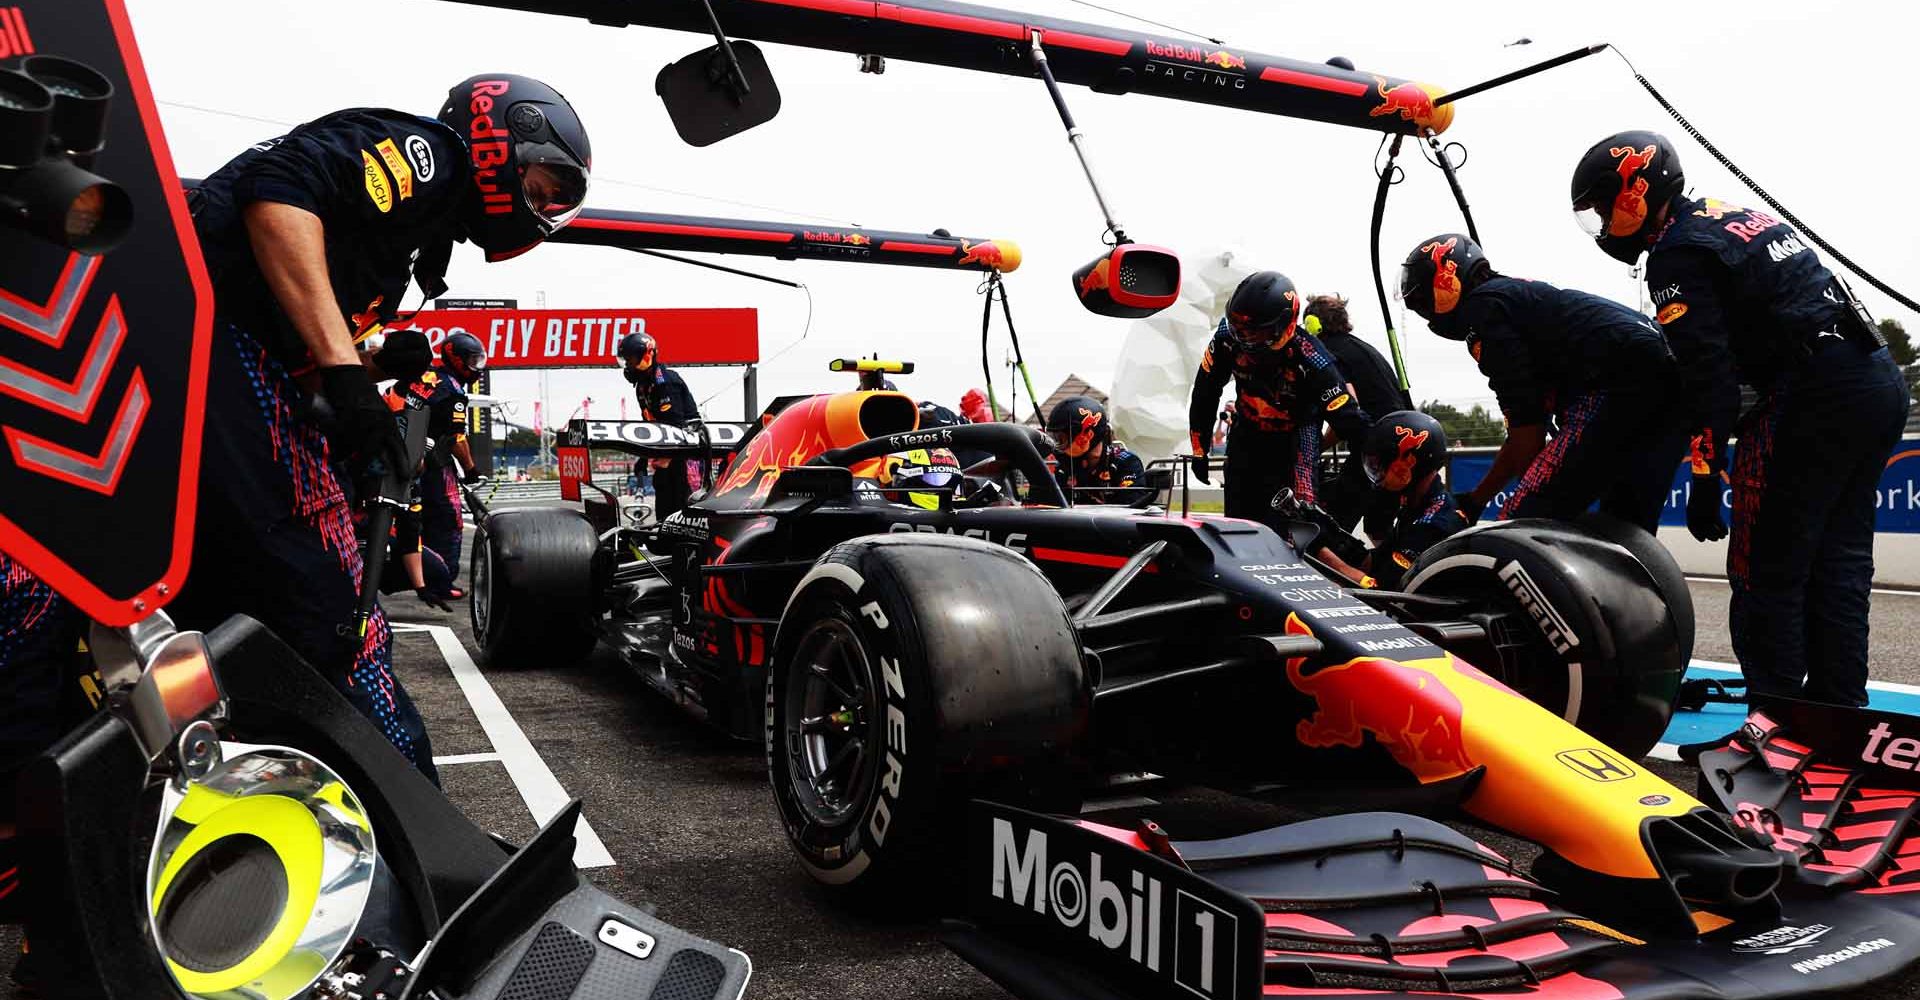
[991,818,1164,969]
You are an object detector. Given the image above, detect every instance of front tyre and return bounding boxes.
[767,535,1088,896]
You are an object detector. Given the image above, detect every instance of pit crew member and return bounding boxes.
[166,74,592,777]
[618,331,703,520]
[415,332,487,582]
[1047,395,1151,506]
[1399,233,1685,532]
[1358,410,1467,590]
[1573,130,1909,706]
[1304,293,1413,533]
[1189,271,1373,527]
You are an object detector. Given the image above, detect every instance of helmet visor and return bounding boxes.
[1229,314,1288,348]
[1362,452,1385,485]
[518,149,589,230]
[1573,202,1607,240]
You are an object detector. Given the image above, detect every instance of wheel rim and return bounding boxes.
[471,538,493,640]
[783,618,878,830]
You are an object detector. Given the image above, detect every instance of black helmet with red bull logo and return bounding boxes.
[1398,234,1491,341]
[1362,410,1448,494]
[618,331,657,384]
[1570,131,1684,265]
[439,330,488,384]
[1225,271,1301,350]
[1046,395,1111,459]
[438,74,592,262]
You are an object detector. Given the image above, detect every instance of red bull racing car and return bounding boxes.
[476,390,1920,999]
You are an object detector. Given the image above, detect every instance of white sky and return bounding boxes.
[129,0,1917,441]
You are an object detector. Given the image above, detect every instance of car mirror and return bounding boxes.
[1071,243,1182,318]
[656,40,783,147]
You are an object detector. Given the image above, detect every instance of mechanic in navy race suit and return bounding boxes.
[414,332,488,593]
[618,331,703,520]
[1304,294,1414,535]
[1398,233,1685,532]
[1356,410,1468,590]
[171,74,593,779]
[1572,131,1909,706]
[1189,271,1373,534]
[1047,395,1150,506]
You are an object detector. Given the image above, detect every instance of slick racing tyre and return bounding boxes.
[768,535,1089,898]
[1572,511,1696,664]
[471,507,598,666]
[1404,518,1685,760]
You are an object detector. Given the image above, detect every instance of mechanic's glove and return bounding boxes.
[372,328,432,385]
[461,469,488,487]
[1188,432,1211,484]
[1687,472,1729,542]
[1458,487,1491,526]
[317,365,406,475]
[415,588,454,612]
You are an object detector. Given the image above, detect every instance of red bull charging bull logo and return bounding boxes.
[1282,614,1473,779]
[1381,425,1430,492]
[956,240,1007,269]
[1203,49,1247,70]
[1078,258,1112,299]
[1608,144,1658,237]
[1420,237,1463,315]
[1368,76,1449,132]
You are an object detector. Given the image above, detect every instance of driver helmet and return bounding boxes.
[1398,234,1491,341]
[883,448,963,510]
[1570,130,1684,265]
[439,330,488,384]
[1225,271,1301,350]
[438,74,592,262]
[617,331,657,385]
[1361,410,1448,494]
[1046,395,1111,459]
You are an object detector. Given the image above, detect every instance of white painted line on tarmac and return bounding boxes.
[417,623,617,870]
[1684,575,1920,599]
[433,751,504,766]
[1687,658,1920,697]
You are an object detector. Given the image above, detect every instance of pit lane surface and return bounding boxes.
[377,543,1920,1000]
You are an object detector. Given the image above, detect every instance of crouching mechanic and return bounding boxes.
[171,74,593,778]
[1358,411,1467,590]
[415,331,488,585]
[1047,396,1151,506]
[618,331,703,520]
[1190,272,1373,525]
[1399,233,1684,531]
[1573,130,1909,706]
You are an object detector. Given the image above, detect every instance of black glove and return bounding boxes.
[372,329,432,385]
[1188,433,1211,485]
[415,588,454,612]
[461,469,487,486]
[1687,473,1728,542]
[317,365,405,475]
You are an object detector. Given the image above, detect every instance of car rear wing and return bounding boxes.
[556,418,754,501]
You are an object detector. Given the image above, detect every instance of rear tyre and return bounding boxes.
[1404,518,1686,759]
[470,507,599,666]
[767,535,1088,897]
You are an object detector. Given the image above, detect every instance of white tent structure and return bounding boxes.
[1106,249,1253,461]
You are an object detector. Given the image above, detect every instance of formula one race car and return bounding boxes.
[477,390,1920,998]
